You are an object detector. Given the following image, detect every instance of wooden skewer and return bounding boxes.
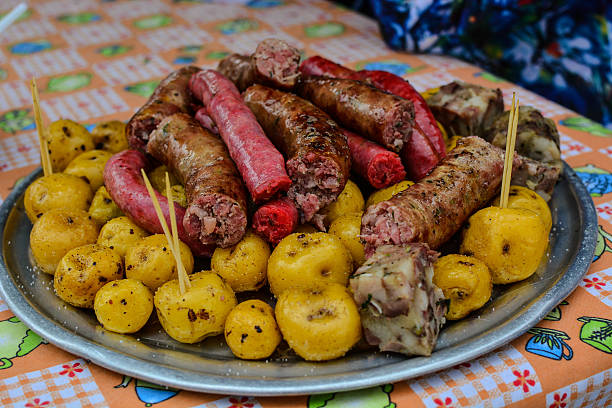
[165,172,191,294]
[30,78,52,177]
[500,93,519,208]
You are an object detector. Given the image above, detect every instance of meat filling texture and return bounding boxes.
[184,194,247,248]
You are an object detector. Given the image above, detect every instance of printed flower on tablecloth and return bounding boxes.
[59,362,84,377]
[549,392,568,408]
[228,396,255,408]
[513,369,537,392]
[25,398,50,408]
[433,396,454,408]
[583,277,606,290]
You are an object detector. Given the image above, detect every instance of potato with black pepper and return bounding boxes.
[267,232,352,296]
[54,244,123,308]
[492,185,552,233]
[97,216,148,258]
[94,278,153,333]
[154,271,237,343]
[88,186,123,225]
[64,149,113,191]
[24,173,93,222]
[46,119,94,172]
[460,207,549,284]
[91,120,128,153]
[125,234,193,290]
[212,231,270,292]
[149,165,180,192]
[224,299,281,360]
[30,208,99,274]
[321,180,364,225]
[433,254,492,320]
[275,283,361,361]
[328,212,365,267]
[366,180,414,208]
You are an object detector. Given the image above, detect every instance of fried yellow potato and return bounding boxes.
[63,149,113,191]
[148,165,180,193]
[97,216,148,258]
[224,299,281,360]
[211,231,270,292]
[154,271,237,343]
[492,185,552,233]
[47,119,94,172]
[24,173,93,222]
[433,254,492,320]
[267,232,352,296]
[460,207,549,284]
[125,234,194,290]
[91,120,128,153]
[88,186,123,225]
[54,244,123,308]
[30,208,99,274]
[328,212,365,267]
[366,180,414,208]
[321,180,364,225]
[294,224,318,234]
[94,278,153,333]
[275,284,361,361]
[162,184,187,208]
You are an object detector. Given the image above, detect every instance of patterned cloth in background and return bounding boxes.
[369,0,612,127]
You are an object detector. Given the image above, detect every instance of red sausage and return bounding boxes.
[300,56,442,180]
[189,70,291,203]
[343,128,406,189]
[103,150,214,257]
[252,197,299,245]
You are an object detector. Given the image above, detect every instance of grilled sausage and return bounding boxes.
[361,136,505,255]
[243,84,351,223]
[147,113,248,248]
[103,149,214,257]
[217,38,300,92]
[190,69,291,203]
[126,66,201,152]
[295,76,415,153]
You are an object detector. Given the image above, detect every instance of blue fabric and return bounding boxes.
[369,0,612,127]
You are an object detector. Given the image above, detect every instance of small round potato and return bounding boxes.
[211,231,270,292]
[154,271,237,343]
[294,224,318,234]
[149,165,180,193]
[64,149,113,191]
[321,180,364,225]
[493,185,552,233]
[91,120,128,153]
[267,232,352,296]
[30,208,99,274]
[275,284,361,361]
[46,119,94,172]
[88,186,123,225]
[125,234,194,290]
[366,180,414,208]
[224,299,281,360]
[162,184,187,208]
[94,279,153,333]
[460,207,549,284]
[328,212,365,267]
[24,173,93,222]
[54,244,124,308]
[97,216,148,258]
[433,254,492,320]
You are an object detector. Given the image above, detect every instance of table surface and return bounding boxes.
[0,0,610,407]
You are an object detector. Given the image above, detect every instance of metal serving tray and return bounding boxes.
[0,164,597,396]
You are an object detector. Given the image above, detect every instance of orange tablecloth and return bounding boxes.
[0,1,611,407]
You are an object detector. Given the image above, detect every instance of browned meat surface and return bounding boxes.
[243,84,351,223]
[350,244,446,356]
[295,76,415,153]
[511,155,561,202]
[147,113,247,248]
[427,81,503,138]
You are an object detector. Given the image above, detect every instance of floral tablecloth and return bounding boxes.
[0,1,610,407]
